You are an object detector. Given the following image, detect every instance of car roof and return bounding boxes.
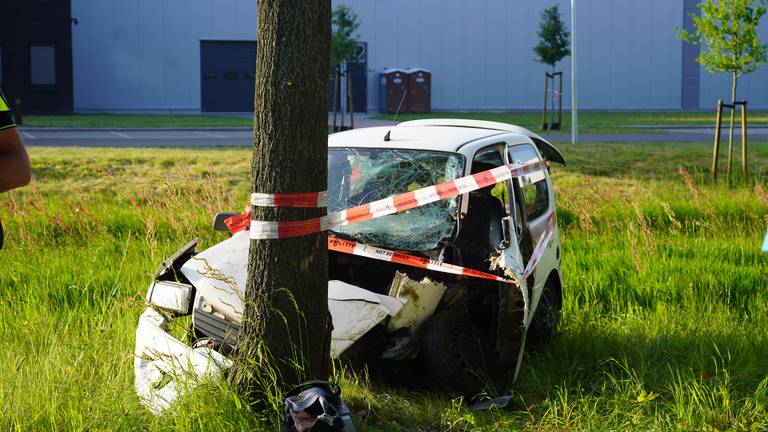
[328,124,504,153]
[328,119,566,165]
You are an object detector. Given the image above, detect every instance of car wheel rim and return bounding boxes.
[535,289,555,336]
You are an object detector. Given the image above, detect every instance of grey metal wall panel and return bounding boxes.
[72,0,256,112]
[483,3,507,109]
[584,0,611,107]
[437,4,465,109]
[681,0,700,108]
[71,0,768,112]
[340,0,688,111]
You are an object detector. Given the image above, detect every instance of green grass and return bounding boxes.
[2,142,768,430]
[21,113,253,129]
[373,111,768,134]
[22,110,768,132]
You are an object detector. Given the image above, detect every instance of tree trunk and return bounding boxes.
[234,0,331,400]
[727,72,738,183]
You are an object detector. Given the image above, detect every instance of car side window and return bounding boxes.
[508,144,549,220]
[471,144,510,215]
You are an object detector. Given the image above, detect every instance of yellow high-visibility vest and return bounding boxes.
[0,90,15,130]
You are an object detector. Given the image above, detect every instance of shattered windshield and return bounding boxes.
[328,148,464,251]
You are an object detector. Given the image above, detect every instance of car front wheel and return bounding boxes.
[420,308,506,399]
[526,281,561,348]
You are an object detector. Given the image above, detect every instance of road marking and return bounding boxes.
[194,131,226,139]
[110,131,131,138]
[21,132,35,140]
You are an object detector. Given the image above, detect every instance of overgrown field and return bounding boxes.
[1,142,768,430]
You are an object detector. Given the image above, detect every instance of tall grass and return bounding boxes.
[1,142,768,430]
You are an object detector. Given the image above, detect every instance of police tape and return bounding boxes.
[328,209,556,289]
[251,191,328,208]
[328,235,520,286]
[224,192,328,232]
[226,160,547,239]
[523,211,557,280]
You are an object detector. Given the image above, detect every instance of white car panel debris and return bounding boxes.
[328,279,385,304]
[136,279,405,412]
[386,272,446,332]
[181,231,249,323]
[134,307,231,413]
[328,280,394,358]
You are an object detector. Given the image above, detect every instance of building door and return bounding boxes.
[327,62,367,113]
[327,42,368,113]
[200,41,256,112]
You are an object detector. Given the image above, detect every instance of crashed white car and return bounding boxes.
[135,119,565,412]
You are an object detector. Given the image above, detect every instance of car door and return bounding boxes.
[506,142,554,320]
[466,144,526,281]
[464,144,528,367]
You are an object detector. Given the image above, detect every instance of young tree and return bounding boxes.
[234,0,331,401]
[330,5,360,129]
[533,5,571,73]
[677,0,767,106]
[677,0,767,180]
[331,5,360,65]
[534,5,570,130]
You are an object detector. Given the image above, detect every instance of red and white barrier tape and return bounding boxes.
[251,191,328,208]
[328,235,520,286]
[328,211,556,290]
[224,191,327,232]
[522,211,557,280]
[227,160,547,239]
[224,209,252,234]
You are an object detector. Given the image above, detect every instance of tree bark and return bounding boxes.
[234,0,331,399]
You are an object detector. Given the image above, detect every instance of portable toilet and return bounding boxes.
[407,68,431,113]
[379,68,408,114]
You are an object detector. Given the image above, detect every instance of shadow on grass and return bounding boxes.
[517,320,768,416]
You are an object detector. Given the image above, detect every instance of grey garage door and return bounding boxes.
[200,41,256,112]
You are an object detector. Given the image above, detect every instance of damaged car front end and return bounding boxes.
[135,120,565,412]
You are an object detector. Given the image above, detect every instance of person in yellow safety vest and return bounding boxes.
[0,89,30,249]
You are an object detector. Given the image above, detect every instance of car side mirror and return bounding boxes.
[498,216,512,250]
[213,212,240,232]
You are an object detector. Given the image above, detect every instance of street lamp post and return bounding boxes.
[571,0,578,144]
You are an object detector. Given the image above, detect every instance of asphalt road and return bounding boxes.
[18,128,255,148]
[17,126,768,148]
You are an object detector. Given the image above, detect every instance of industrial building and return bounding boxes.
[1,0,767,114]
